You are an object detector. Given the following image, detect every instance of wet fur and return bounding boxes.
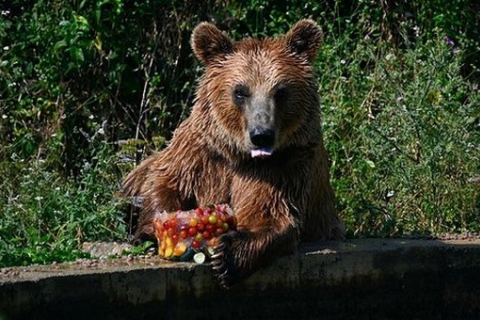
[123,19,344,286]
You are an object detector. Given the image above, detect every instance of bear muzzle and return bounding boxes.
[249,128,275,158]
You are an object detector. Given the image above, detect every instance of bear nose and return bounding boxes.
[249,128,275,148]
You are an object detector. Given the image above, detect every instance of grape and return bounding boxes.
[206,224,216,234]
[208,238,218,247]
[202,231,212,240]
[201,215,209,225]
[188,227,197,237]
[189,218,198,227]
[208,215,217,225]
[196,222,206,232]
[191,240,201,249]
[163,220,170,229]
[195,207,204,216]
[215,228,223,237]
[194,233,203,242]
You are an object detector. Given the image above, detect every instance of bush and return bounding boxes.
[0,142,126,266]
[319,33,480,236]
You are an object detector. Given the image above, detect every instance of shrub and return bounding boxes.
[0,142,126,266]
[319,32,480,236]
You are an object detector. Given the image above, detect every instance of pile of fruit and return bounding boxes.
[153,204,237,263]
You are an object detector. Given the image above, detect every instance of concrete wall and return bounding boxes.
[1,239,480,319]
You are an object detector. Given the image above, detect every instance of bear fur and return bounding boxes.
[123,19,344,286]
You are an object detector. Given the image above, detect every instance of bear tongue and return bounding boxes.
[251,148,273,158]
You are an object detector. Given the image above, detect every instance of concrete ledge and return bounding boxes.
[2,239,480,319]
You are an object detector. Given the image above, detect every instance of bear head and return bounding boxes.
[191,19,323,161]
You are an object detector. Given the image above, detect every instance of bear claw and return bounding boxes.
[211,233,240,288]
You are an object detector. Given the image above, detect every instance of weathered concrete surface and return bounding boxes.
[1,239,480,320]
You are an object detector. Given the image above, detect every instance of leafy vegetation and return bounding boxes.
[320,33,480,236]
[0,0,479,267]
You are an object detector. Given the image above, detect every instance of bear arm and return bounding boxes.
[123,152,182,241]
[213,182,300,286]
[122,154,181,240]
[213,215,298,287]
[122,155,160,199]
[303,145,345,241]
[124,132,207,240]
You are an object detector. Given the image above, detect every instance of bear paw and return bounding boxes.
[211,231,245,288]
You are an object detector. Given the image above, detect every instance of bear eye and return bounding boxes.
[233,84,250,104]
[274,84,289,102]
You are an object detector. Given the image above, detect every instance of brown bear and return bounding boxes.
[123,19,344,286]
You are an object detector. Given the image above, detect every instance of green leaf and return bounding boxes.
[365,160,376,169]
[70,46,84,63]
[93,34,102,51]
[53,39,67,52]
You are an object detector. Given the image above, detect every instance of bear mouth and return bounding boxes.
[251,147,273,159]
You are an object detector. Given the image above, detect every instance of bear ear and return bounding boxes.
[285,19,323,62]
[191,22,234,65]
